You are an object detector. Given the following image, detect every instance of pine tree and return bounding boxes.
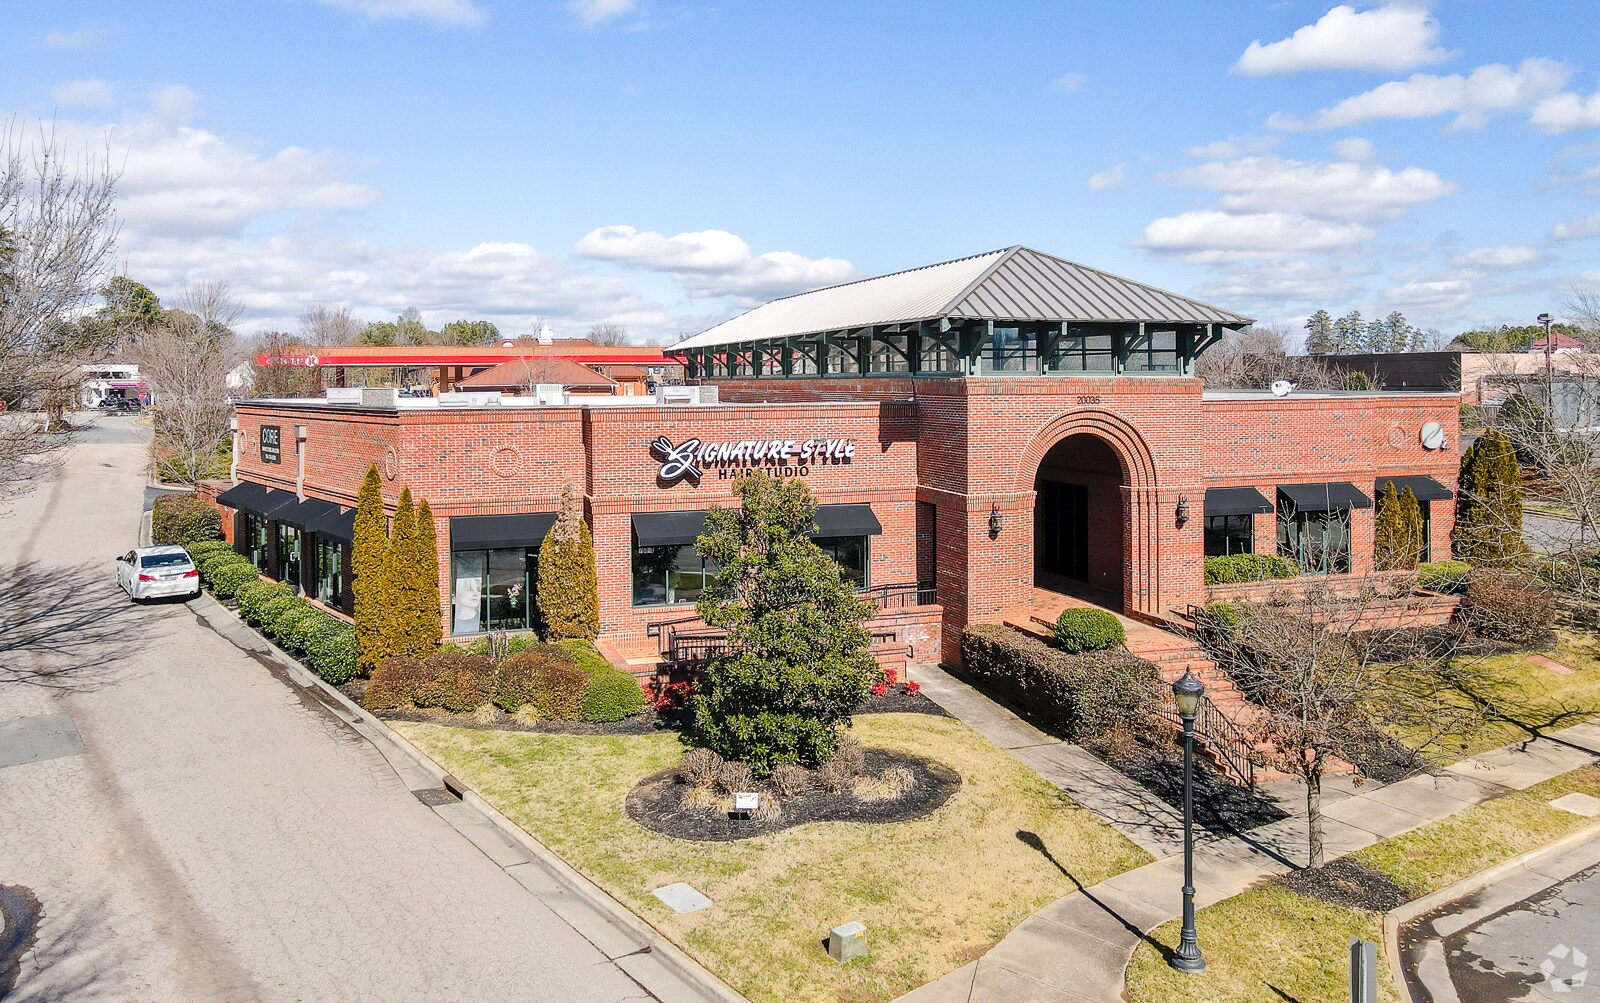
[352,465,389,674]
[1377,482,1426,570]
[382,488,418,656]
[1399,486,1426,567]
[536,483,600,640]
[1453,430,1524,565]
[1332,310,1364,354]
[1305,310,1335,355]
[409,498,443,653]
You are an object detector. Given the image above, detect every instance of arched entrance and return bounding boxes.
[1033,433,1127,606]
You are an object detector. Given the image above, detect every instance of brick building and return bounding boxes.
[208,247,1460,670]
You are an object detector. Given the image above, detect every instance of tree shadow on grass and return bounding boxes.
[0,561,163,692]
[1439,662,1600,755]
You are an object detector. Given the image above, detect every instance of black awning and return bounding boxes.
[632,511,708,548]
[216,481,269,510]
[255,488,303,520]
[814,503,883,537]
[306,504,356,543]
[274,497,340,531]
[1374,475,1453,502]
[1277,482,1373,512]
[449,512,558,551]
[1204,487,1274,517]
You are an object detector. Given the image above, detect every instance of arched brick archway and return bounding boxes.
[1018,410,1164,615]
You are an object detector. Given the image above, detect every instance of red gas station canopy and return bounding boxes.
[254,345,681,368]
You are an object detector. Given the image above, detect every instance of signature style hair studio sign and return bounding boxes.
[651,435,857,485]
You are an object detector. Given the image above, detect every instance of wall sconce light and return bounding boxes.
[1175,493,1191,526]
[988,503,1004,537]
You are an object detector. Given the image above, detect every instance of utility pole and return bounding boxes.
[1539,312,1555,414]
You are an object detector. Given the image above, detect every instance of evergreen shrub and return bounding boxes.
[306,621,360,684]
[209,561,260,599]
[1203,553,1300,585]
[235,580,293,623]
[494,647,586,717]
[1051,608,1125,653]
[151,494,222,546]
[255,594,304,635]
[1417,560,1471,594]
[961,625,1161,741]
[580,665,647,722]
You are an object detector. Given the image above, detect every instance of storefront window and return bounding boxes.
[815,536,870,589]
[1277,501,1351,575]
[451,547,537,634]
[1203,515,1253,557]
[276,524,303,593]
[243,513,269,569]
[632,545,720,606]
[313,537,344,606]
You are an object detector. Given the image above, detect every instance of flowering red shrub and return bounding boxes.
[902,680,921,696]
[882,667,900,686]
[648,677,696,712]
[870,681,889,697]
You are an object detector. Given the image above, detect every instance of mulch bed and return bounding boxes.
[626,747,962,842]
[339,678,671,736]
[1277,858,1412,912]
[856,689,950,717]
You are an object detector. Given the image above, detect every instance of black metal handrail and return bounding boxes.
[1157,689,1257,789]
[664,628,901,666]
[865,580,938,609]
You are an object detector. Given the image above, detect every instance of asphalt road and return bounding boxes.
[0,415,654,1002]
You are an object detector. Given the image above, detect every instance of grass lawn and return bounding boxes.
[396,712,1150,1003]
[1124,765,1600,1003]
[1390,629,1600,762]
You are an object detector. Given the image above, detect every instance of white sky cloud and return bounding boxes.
[573,225,860,303]
[312,0,487,26]
[1333,137,1373,162]
[1271,58,1570,131]
[1088,164,1126,191]
[1383,277,1474,311]
[1448,245,1544,270]
[1159,155,1456,221]
[1197,260,1365,306]
[1235,4,1448,76]
[1140,210,1374,263]
[49,79,118,109]
[566,0,636,26]
[1531,90,1600,133]
[36,23,108,50]
[1553,211,1600,241]
[1052,73,1086,94]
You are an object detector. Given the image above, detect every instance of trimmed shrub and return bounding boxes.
[1052,608,1125,654]
[581,666,647,722]
[493,646,585,718]
[209,561,261,599]
[961,624,1162,741]
[424,651,494,713]
[1417,560,1471,594]
[364,656,431,711]
[187,539,234,562]
[235,580,294,624]
[256,594,305,636]
[555,638,612,675]
[271,604,327,652]
[1459,570,1556,644]
[1203,553,1300,585]
[151,494,222,547]
[306,619,360,685]
[1198,600,1244,635]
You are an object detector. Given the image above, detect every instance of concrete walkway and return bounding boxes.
[899,663,1600,1003]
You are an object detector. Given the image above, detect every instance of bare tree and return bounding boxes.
[248,330,323,398]
[1194,580,1486,866]
[0,121,120,502]
[135,281,243,483]
[1565,285,1600,348]
[1196,322,1344,391]
[586,321,630,346]
[298,303,362,346]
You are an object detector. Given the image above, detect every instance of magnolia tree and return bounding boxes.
[691,470,878,774]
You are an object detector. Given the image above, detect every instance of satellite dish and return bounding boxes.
[1420,422,1447,450]
[1270,380,1295,397]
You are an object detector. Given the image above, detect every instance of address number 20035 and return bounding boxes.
[1075,395,1103,405]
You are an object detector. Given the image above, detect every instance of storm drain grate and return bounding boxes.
[411,787,459,807]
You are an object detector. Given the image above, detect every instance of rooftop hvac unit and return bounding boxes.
[438,391,503,408]
[534,384,566,405]
[661,385,720,405]
[359,388,398,408]
[695,385,719,405]
[325,387,364,405]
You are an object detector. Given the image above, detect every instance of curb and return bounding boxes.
[1382,817,1600,1001]
[191,592,750,1003]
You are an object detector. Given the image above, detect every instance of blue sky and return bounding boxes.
[4,1,1599,344]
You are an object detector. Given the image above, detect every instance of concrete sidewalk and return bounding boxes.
[898,663,1600,1003]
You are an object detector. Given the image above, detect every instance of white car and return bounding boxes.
[116,545,201,601]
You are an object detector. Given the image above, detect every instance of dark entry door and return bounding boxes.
[1035,480,1089,581]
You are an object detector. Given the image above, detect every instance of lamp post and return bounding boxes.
[1169,669,1207,973]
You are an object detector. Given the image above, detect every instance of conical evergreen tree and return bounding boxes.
[537,483,600,640]
[409,498,443,653]
[1399,485,1426,568]
[1453,430,1524,565]
[352,465,389,674]
[1374,481,1408,571]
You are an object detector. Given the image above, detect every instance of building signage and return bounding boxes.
[651,435,856,484]
[260,353,321,368]
[260,425,283,464]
